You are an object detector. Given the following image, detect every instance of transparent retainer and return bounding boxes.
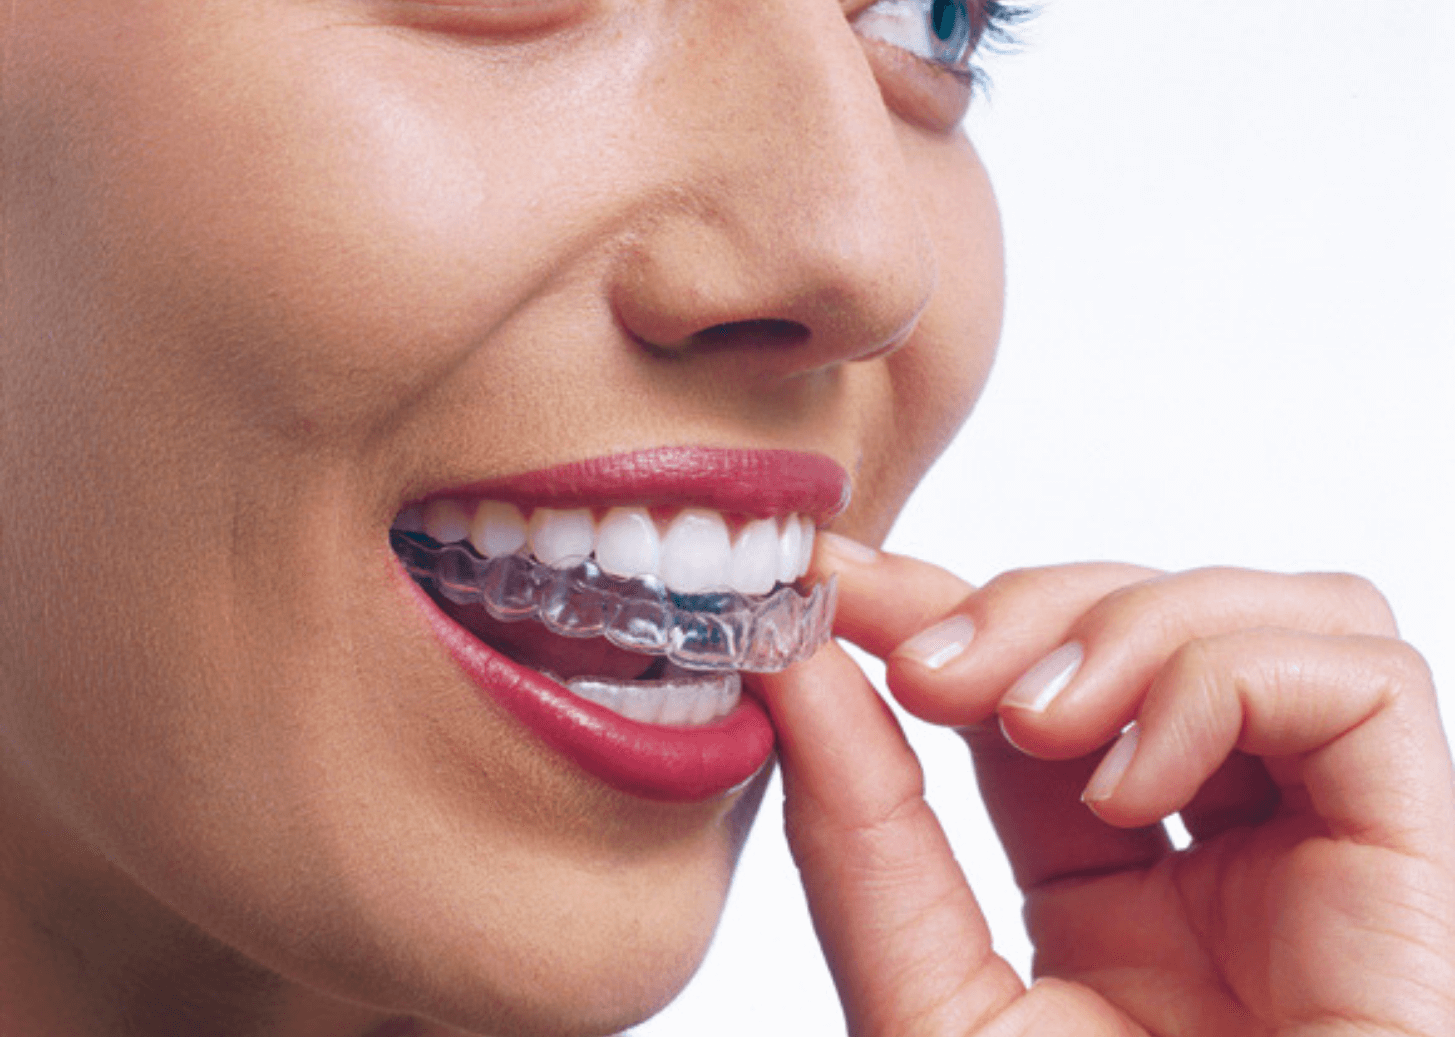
[392,530,836,674]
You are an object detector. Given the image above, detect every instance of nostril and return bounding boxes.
[684,318,811,355]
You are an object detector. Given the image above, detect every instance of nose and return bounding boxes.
[607,0,938,376]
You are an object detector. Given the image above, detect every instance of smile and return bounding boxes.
[391,446,848,800]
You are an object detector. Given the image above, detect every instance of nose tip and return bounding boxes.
[613,215,937,373]
[605,0,939,378]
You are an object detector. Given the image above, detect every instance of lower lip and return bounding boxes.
[397,568,775,802]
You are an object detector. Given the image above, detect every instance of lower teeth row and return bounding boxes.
[561,668,741,725]
[392,530,836,673]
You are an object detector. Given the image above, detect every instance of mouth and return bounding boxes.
[391,447,847,800]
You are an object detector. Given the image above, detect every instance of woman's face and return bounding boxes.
[0,0,1001,1031]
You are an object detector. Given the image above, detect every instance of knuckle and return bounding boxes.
[1163,633,1219,677]
[1090,575,1193,642]
[1380,636,1435,698]
[980,562,1152,605]
[1311,571,1399,634]
[1155,638,1230,752]
[1158,636,1229,715]
[978,565,1041,601]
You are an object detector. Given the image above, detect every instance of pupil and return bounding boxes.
[930,0,963,42]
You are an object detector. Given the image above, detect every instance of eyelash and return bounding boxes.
[853,0,1032,84]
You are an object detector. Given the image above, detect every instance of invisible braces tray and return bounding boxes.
[392,531,836,673]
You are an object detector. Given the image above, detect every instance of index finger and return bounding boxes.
[817,534,1155,727]
[818,538,1171,887]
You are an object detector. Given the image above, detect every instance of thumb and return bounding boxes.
[755,643,1023,1036]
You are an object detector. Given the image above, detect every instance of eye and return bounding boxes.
[852,0,978,77]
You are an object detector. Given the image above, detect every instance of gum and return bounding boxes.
[391,530,836,673]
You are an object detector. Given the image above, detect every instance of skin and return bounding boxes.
[0,0,994,1034]
[3,4,1453,1037]
[765,540,1455,1035]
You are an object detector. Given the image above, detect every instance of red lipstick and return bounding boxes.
[424,446,851,521]
[396,446,848,802]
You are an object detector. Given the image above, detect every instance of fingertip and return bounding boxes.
[815,530,882,569]
[892,613,977,672]
[1080,721,1140,810]
[1001,642,1084,714]
[755,641,909,778]
[817,539,975,658]
[993,706,1087,761]
[881,612,1014,727]
[884,662,999,728]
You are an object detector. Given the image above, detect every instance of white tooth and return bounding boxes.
[567,678,623,715]
[617,684,667,724]
[797,517,816,578]
[423,499,471,543]
[730,517,780,596]
[657,687,695,726]
[716,674,741,718]
[470,500,527,557]
[659,508,732,594]
[776,515,803,584]
[595,507,660,580]
[685,689,718,725]
[528,507,595,568]
[564,671,740,727]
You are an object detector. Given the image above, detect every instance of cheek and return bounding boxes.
[8,3,628,458]
[846,134,1003,542]
[0,12,751,1025]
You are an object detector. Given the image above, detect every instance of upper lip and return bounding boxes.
[402,445,852,524]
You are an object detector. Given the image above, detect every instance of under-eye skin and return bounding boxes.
[853,0,1029,130]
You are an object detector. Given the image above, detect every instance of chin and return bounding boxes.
[301,764,774,1037]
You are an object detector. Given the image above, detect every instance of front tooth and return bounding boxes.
[470,501,528,557]
[617,684,668,724]
[797,517,816,578]
[529,508,595,568]
[715,673,741,718]
[566,677,623,715]
[595,507,660,580]
[730,517,779,596]
[659,509,732,594]
[685,688,719,725]
[423,499,471,543]
[776,515,803,584]
[657,686,696,726]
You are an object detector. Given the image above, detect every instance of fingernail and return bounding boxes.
[997,713,1029,754]
[895,614,976,671]
[1082,722,1141,803]
[1002,641,1083,713]
[818,531,880,565]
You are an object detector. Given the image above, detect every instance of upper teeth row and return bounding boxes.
[398,500,816,597]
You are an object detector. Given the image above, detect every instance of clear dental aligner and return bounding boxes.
[391,531,837,674]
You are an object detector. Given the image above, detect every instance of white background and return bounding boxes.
[639,2,1454,1032]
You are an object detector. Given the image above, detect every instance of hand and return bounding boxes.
[757,536,1455,1036]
